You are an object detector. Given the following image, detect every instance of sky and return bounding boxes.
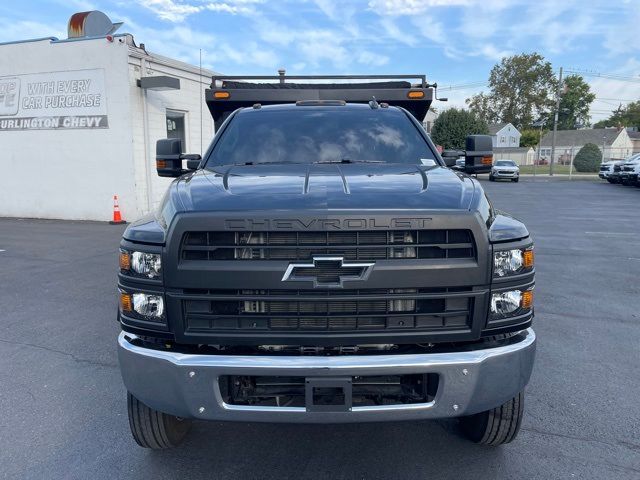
[1,0,639,122]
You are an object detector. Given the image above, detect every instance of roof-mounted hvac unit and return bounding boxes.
[67,11,122,39]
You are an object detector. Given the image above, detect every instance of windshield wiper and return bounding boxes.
[314,158,385,164]
[216,161,297,166]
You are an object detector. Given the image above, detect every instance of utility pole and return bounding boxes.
[569,145,574,180]
[550,67,563,176]
[532,117,547,177]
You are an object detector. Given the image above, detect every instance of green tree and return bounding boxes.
[431,108,489,150]
[594,101,640,129]
[557,75,596,129]
[466,53,556,128]
[573,143,602,172]
[519,128,545,148]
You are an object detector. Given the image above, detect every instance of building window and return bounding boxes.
[500,136,506,144]
[166,110,186,152]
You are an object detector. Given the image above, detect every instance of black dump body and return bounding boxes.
[206,74,434,130]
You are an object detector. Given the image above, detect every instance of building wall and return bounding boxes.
[422,109,438,134]
[127,52,215,213]
[608,129,633,160]
[0,37,136,221]
[0,36,216,221]
[491,124,520,148]
[493,149,534,165]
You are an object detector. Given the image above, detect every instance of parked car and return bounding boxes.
[620,156,640,186]
[489,159,520,182]
[609,161,625,184]
[599,161,620,182]
[451,157,465,171]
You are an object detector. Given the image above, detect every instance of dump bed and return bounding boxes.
[206,73,434,130]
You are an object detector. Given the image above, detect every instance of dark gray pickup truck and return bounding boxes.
[117,74,536,449]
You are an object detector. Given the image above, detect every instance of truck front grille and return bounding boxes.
[180,230,475,261]
[181,288,473,334]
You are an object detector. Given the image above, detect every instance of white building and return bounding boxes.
[422,108,438,134]
[0,12,216,221]
[539,128,633,163]
[493,147,535,165]
[489,123,521,148]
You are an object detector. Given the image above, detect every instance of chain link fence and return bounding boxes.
[498,146,639,175]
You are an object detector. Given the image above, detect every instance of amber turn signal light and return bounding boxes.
[523,249,534,269]
[120,292,132,312]
[407,90,425,99]
[214,91,230,99]
[521,290,533,310]
[481,156,493,165]
[119,251,130,270]
[156,159,167,169]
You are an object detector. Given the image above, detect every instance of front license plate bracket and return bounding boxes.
[305,377,352,412]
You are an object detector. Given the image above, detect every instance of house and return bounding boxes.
[422,108,438,134]
[489,123,521,148]
[0,11,218,221]
[493,147,535,165]
[538,128,633,164]
[626,128,640,154]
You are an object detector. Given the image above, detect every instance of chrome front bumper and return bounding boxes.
[118,329,536,423]
[492,171,519,178]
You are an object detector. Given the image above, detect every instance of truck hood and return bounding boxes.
[173,164,477,212]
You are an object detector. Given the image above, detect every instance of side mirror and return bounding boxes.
[464,135,493,174]
[441,149,464,167]
[183,155,202,171]
[156,139,202,177]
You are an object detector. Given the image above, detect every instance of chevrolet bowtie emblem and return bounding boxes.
[282,256,375,288]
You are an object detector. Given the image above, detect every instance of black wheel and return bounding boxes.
[127,392,192,449]
[512,177,519,183]
[459,391,524,446]
[607,179,614,183]
[489,175,495,181]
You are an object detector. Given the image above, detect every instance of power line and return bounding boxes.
[565,68,640,84]
[437,82,486,91]
[595,97,637,102]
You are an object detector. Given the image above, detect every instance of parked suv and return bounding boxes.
[117,74,536,450]
[620,155,640,186]
[599,161,621,183]
[489,159,520,182]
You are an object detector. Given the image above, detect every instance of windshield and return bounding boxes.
[206,107,436,167]
[495,160,516,166]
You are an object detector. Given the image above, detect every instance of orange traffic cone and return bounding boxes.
[109,195,126,225]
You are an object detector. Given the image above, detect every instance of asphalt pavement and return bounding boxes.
[1,178,639,479]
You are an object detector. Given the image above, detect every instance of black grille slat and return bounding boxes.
[181,229,475,261]
[183,288,473,333]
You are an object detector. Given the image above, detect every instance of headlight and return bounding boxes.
[490,289,533,319]
[119,250,161,279]
[494,247,533,277]
[120,291,165,321]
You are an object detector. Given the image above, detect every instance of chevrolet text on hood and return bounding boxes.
[117,73,536,451]
[223,217,434,230]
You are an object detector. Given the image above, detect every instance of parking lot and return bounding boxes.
[1,178,639,480]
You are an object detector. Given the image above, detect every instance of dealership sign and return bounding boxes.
[0,69,108,131]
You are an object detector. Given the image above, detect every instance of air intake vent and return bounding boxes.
[180,230,475,262]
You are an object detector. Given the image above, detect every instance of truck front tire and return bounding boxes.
[127,392,191,449]
[459,391,524,446]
